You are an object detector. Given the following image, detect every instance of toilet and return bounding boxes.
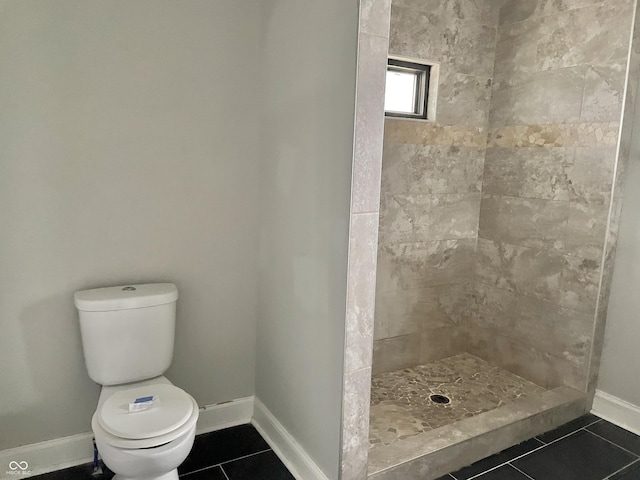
[75,283,199,480]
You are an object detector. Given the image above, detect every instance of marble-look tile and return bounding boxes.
[378,193,480,245]
[483,147,573,201]
[534,3,633,72]
[374,288,428,340]
[564,202,608,261]
[369,354,545,447]
[374,284,471,341]
[468,327,587,390]
[378,193,431,245]
[497,2,633,77]
[345,213,379,373]
[499,0,606,26]
[487,123,619,148]
[392,0,500,27]
[341,367,372,480]
[475,238,599,313]
[569,147,616,205]
[581,64,627,123]
[388,4,444,64]
[381,142,484,195]
[559,255,600,313]
[476,238,562,305]
[384,120,488,149]
[368,386,586,479]
[389,4,496,77]
[421,325,470,364]
[490,67,586,126]
[479,194,569,252]
[351,33,388,214]
[376,239,476,293]
[472,284,593,364]
[373,334,421,374]
[430,194,481,240]
[359,0,391,37]
[437,71,492,127]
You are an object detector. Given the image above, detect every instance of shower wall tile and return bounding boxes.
[359,0,391,37]
[378,193,431,245]
[564,202,608,261]
[392,0,500,27]
[374,288,433,340]
[381,142,484,195]
[344,213,379,373]
[472,284,593,364]
[581,64,627,123]
[496,1,633,77]
[475,238,600,314]
[341,367,372,480]
[437,72,493,127]
[468,326,587,390]
[351,33,389,213]
[490,67,586,126]
[389,5,497,77]
[378,193,481,245]
[487,122,619,148]
[429,194,481,240]
[375,0,498,373]
[569,147,616,205]
[376,239,476,294]
[420,325,469,364]
[478,194,569,252]
[475,238,563,304]
[383,120,488,148]
[483,147,573,201]
[499,0,603,26]
[373,334,421,374]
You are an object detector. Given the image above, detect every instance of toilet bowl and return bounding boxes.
[75,283,199,480]
[92,377,198,480]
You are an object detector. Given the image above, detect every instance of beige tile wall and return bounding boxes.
[470,0,635,391]
[374,0,638,395]
[373,0,500,374]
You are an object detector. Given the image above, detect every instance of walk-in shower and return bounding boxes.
[365,0,640,478]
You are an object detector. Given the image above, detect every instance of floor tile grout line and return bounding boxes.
[220,464,231,480]
[585,429,640,458]
[451,423,600,480]
[179,448,272,477]
[219,448,273,466]
[605,457,640,479]
[535,417,603,445]
[509,462,536,480]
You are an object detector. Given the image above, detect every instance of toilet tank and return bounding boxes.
[75,283,179,386]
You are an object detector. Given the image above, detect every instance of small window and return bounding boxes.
[384,58,431,120]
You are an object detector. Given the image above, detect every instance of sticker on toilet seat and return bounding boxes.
[128,395,160,412]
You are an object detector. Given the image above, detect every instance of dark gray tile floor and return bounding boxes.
[441,414,640,480]
[30,424,294,480]
[29,414,640,480]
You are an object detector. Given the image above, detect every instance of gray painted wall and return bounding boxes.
[255,1,359,478]
[598,72,640,407]
[0,0,261,449]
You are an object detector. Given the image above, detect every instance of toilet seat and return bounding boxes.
[93,384,199,449]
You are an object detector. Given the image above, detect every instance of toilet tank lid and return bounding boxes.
[74,283,178,312]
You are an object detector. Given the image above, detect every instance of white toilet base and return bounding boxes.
[112,469,178,480]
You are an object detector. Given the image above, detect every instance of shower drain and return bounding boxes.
[429,394,451,405]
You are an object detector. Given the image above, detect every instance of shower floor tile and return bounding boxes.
[369,353,546,449]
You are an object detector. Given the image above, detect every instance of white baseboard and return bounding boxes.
[252,397,329,480]
[196,395,254,435]
[0,396,254,479]
[0,432,94,480]
[592,389,640,436]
